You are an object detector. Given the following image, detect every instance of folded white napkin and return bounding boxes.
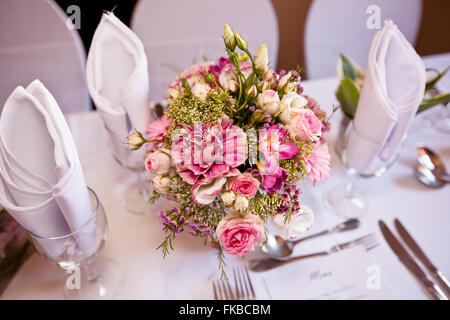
[86,12,152,160]
[0,80,98,257]
[345,20,426,174]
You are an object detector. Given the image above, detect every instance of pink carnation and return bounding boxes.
[289,109,322,142]
[216,213,265,256]
[226,173,260,198]
[171,117,248,186]
[305,143,331,183]
[146,115,170,152]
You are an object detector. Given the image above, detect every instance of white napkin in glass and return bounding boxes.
[0,80,97,257]
[86,12,152,160]
[345,20,426,174]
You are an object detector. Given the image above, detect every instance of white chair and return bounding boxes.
[304,0,422,79]
[131,0,279,102]
[0,0,91,113]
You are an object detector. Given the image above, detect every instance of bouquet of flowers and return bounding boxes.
[127,25,332,273]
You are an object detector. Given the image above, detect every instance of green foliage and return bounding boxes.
[335,77,360,119]
[426,67,449,92]
[340,54,360,80]
[417,93,450,114]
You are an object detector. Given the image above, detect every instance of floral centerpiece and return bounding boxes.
[127,25,332,274]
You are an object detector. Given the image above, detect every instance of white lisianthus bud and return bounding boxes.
[234,32,248,51]
[257,80,270,92]
[254,44,269,74]
[220,191,236,207]
[276,71,292,91]
[225,79,239,93]
[279,91,308,124]
[126,132,146,150]
[151,175,171,194]
[261,69,275,83]
[256,89,280,115]
[233,195,249,213]
[245,85,257,99]
[223,24,236,51]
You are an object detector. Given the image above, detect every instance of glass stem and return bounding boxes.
[345,173,355,199]
[135,171,150,200]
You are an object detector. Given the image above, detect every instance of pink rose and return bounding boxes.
[226,173,260,198]
[146,115,170,152]
[289,109,322,142]
[216,213,265,256]
[218,60,252,89]
[305,143,331,183]
[145,150,171,174]
[166,62,213,99]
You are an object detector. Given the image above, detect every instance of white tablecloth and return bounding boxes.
[2,54,449,300]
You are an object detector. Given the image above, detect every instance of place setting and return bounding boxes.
[0,1,449,304]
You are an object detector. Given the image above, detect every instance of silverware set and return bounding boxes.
[213,265,256,300]
[261,218,360,260]
[379,219,450,300]
[249,233,378,272]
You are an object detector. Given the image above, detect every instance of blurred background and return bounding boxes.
[1,0,449,112]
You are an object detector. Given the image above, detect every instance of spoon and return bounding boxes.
[415,165,446,189]
[415,146,450,188]
[261,218,360,261]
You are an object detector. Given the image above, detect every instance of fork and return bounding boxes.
[233,265,256,300]
[213,265,256,300]
[248,233,379,272]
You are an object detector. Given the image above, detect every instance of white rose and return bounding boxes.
[270,205,314,240]
[233,195,249,213]
[279,92,308,124]
[191,82,210,101]
[220,191,236,207]
[151,175,171,194]
[256,89,280,115]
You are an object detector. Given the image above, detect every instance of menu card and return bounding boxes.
[250,246,392,300]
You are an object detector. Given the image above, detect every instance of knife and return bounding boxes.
[379,220,447,300]
[394,218,450,298]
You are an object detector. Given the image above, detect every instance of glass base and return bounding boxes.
[121,180,152,215]
[64,257,121,300]
[423,106,450,134]
[324,183,369,218]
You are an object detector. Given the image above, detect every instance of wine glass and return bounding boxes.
[28,188,120,300]
[325,121,403,218]
[104,124,152,215]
